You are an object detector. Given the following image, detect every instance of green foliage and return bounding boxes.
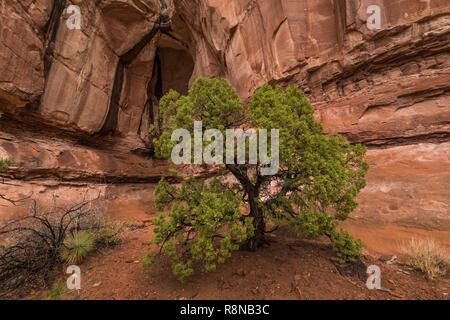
[247,84,368,219]
[168,168,178,176]
[60,231,95,265]
[330,229,362,264]
[142,252,158,271]
[94,219,124,247]
[148,77,369,280]
[150,177,254,281]
[154,77,244,159]
[283,210,337,240]
[0,158,12,172]
[42,282,66,300]
[0,112,13,172]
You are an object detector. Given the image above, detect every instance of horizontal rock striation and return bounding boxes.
[0,0,449,232]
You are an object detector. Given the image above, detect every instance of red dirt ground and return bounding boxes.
[25,222,449,300]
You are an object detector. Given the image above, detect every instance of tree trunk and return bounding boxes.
[225,164,267,250]
[246,192,266,250]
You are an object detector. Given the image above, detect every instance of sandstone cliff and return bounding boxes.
[0,0,449,247]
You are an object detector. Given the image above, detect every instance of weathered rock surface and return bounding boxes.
[0,1,449,239]
[2,0,449,147]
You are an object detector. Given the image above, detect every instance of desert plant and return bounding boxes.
[60,231,95,265]
[0,200,105,297]
[95,218,125,247]
[0,158,12,172]
[42,281,66,300]
[146,77,368,281]
[168,168,178,176]
[0,113,29,206]
[0,157,15,204]
[0,112,10,171]
[400,238,450,280]
[330,229,362,264]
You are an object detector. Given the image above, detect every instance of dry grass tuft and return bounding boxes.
[399,238,450,280]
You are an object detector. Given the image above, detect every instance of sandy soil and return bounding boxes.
[24,220,449,301]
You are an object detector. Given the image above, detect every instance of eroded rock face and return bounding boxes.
[2,0,448,147]
[0,0,52,106]
[0,1,449,236]
[1,0,165,152]
[173,0,450,146]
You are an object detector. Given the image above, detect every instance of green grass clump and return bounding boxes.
[0,158,13,171]
[43,282,66,300]
[60,231,95,265]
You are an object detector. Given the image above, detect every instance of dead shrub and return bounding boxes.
[0,199,121,297]
[399,238,450,280]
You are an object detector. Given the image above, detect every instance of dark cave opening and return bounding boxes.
[156,47,195,97]
[96,4,195,156]
[134,45,194,157]
[146,46,195,135]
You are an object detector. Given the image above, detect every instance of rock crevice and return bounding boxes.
[0,1,449,229]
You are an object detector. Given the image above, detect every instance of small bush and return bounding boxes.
[142,252,158,271]
[95,219,125,247]
[400,238,450,280]
[0,158,13,171]
[330,229,362,264]
[0,200,121,297]
[60,231,95,265]
[42,282,66,300]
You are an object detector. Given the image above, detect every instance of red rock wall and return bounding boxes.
[0,0,449,238]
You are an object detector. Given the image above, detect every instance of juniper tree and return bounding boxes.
[145,77,368,281]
